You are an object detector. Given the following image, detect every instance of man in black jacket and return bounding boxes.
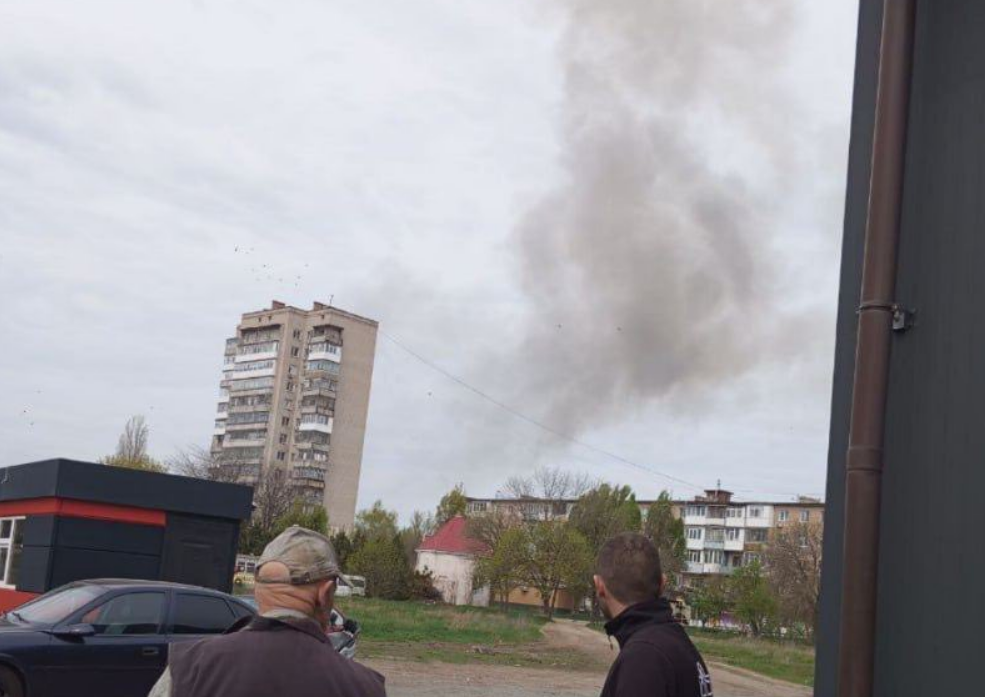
[596,533,713,697]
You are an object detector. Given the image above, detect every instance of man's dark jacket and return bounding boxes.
[601,598,713,697]
[168,614,386,697]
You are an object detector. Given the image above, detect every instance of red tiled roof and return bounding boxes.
[417,516,489,555]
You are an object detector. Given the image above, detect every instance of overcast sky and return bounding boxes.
[1,0,860,524]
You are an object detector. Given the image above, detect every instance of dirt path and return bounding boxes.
[363,620,812,697]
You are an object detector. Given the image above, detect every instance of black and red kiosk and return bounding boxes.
[0,459,253,611]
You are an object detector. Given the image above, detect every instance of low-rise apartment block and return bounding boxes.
[682,488,823,578]
[466,486,824,582]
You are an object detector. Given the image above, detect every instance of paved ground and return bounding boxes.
[365,620,812,697]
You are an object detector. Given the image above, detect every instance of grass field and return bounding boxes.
[335,597,816,684]
[687,629,816,687]
[334,597,591,668]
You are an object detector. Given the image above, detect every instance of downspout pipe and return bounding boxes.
[838,1,918,696]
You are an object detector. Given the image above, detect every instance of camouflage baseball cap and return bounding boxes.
[256,525,341,585]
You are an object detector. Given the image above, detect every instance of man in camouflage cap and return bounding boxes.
[147,526,386,697]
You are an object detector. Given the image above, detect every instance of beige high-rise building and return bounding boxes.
[211,301,378,530]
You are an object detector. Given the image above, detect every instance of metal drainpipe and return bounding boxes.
[838,1,918,696]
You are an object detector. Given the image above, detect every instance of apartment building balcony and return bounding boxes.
[225,424,269,435]
[231,365,276,379]
[308,343,342,363]
[235,351,278,363]
[239,330,281,345]
[685,538,704,551]
[300,404,334,417]
[224,437,267,449]
[292,467,327,486]
[704,539,725,550]
[744,506,774,528]
[301,387,337,401]
[725,537,745,552]
[685,561,725,575]
[298,416,333,434]
[213,426,226,436]
[227,402,272,414]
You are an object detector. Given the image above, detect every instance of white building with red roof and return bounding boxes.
[415,516,491,606]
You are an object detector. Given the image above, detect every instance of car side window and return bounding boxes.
[228,601,254,621]
[80,592,165,636]
[171,594,236,634]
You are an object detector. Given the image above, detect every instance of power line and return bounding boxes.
[380,330,706,492]
[380,329,824,502]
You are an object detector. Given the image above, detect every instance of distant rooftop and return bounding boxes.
[242,300,378,327]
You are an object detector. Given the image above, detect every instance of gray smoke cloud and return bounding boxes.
[513,0,805,434]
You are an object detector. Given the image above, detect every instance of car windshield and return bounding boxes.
[10,585,105,626]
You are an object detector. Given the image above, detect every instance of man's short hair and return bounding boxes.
[596,532,663,605]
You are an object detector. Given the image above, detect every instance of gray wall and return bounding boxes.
[817,1,985,694]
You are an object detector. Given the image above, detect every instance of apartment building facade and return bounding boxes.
[465,488,824,582]
[212,301,378,530]
[682,488,824,579]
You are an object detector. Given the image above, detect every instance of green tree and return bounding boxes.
[399,510,435,567]
[355,500,399,541]
[569,484,642,556]
[764,521,823,638]
[643,491,686,585]
[730,561,777,637]
[689,576,732,626]
[435,484,468,525]
[522,521,593,619]
[348,534,411,600]
[331,530,355,570]
[473,526,528,611]
[101,416,166,473]
[272,501,328,537]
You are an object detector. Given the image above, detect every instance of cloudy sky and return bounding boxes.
[1,0,860,523]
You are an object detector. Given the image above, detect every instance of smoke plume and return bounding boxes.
[513,0,803,434]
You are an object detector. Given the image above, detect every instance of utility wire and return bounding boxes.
[380,330,824,502]
[380,330,706,493]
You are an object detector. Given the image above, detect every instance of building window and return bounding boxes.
[685,505,707,517]
[281,416,290,427]
[703,550,723,565]
[744,552,762,565]
[293,329,301,339]
[778,510,789,522]
[748,507,763,518]
[799,510,810,523]
[746,529,769,543]
[276,451,286,461]
[300,413,331,426]
[0,518,25,587]
[686,527,702,540]
[726,528,741,541]
[279,433,287,444]
[291,346,300,357]
[687,550,701,563]
[727,507,744,518]
[706,528,724,543]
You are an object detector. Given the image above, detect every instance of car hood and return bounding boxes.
[0,619,50,636]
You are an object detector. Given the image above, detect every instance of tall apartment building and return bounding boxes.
[212,301,378,530]
[682,488,824,579]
